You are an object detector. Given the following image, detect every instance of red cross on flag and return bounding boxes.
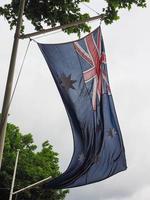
[74,29,111,110]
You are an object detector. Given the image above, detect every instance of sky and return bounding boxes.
[0,0,150,200]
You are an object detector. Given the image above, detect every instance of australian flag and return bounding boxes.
[38,26,127,189]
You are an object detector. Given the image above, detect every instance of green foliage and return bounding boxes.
[0,123,68,200]
[0,0,147,36]
[103,0,147,24]
[0,0,91,36]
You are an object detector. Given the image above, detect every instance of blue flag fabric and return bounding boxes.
[38,27,127,189]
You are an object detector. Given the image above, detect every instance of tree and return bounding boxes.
[0,0,147,36]
[0,123,68,200]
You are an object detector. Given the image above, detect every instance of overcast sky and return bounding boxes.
[0,0,150,200]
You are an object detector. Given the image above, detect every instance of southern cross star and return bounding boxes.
[60,73,76,91]
[78,153,85,163]
[107,128,117,138]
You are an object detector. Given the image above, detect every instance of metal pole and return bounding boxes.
[9,149,20,200]
[20,14,104,39]
[13,176,52,195]
[0,0,26,169]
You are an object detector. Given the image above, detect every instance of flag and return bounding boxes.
[38,26,127,189]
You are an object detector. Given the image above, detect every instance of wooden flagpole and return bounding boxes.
[13,176,52,195]
[0,0,26,169]
[20,14,104,39]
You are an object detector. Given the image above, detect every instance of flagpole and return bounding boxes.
[13,176,52,195]
[20,14,104,39]
[8,149,51,199]
[0,0,26,170]
[9,149,20,200]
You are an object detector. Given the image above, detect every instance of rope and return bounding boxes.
[0,39,31,128]
[9,39,31,106]
[82,3,100,16]
[33,29,62,40]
